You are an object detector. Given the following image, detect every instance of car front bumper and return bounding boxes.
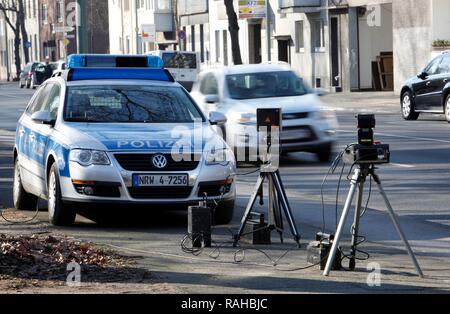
[59,153,236,206]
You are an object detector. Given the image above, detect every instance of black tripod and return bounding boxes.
[233,168,301,247]
[323,164,424,277]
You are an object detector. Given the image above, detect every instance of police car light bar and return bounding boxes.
[66,67,175,82]
[67,54,165,69]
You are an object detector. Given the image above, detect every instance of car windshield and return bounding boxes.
[64,85,205,123]
[162,52,197,69]
[226,71,310,100]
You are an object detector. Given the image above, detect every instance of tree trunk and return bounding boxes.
[13,20,22,79]
[224,0,242,65]
[18,0,30,63]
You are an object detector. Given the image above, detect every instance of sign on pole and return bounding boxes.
[141,24,156,43]
[239,0,266,19]
[54,26,75,33]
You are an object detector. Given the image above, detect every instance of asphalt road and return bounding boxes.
[1,83,449,293]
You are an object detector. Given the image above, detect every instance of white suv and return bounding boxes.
[191,64,338,162]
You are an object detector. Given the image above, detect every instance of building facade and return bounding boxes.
[108,0,176,55]
[207,0,450,94]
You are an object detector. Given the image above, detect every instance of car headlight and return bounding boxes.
[69,149,111,166]
[205,148,234,165]
[230,112,256,125]
[316,109,336,120]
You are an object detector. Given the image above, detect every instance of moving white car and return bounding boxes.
[191,63,338,162]
[148,50,200,91]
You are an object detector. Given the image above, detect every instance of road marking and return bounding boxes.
[339,130,450,144]
[0,178,12,183]
[0,167,12,170]
[390,163,415,168]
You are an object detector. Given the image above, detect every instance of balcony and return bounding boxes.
[279,0,322,9]
[279,0,349,9]
[177,0,208,16]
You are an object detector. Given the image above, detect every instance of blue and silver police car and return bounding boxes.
[13,54,236,226]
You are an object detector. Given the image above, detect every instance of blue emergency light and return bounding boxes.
[65,54,174,82]
[67,54,165,69]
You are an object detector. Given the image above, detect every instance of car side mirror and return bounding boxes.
[205,94,219,104]
[209,111,227,126]
[31,111,55,126]
[417,71,428,80]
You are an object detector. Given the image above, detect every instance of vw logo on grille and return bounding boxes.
[152,154,168,169]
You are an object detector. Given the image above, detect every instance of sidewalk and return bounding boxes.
[322,91,399,113]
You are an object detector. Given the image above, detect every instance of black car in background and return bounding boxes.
[18,62,40,89]
[19,62,54,89]
[401,52,450,122]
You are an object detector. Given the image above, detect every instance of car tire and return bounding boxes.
[19,80,24,89]
[316,144,333,163]
[13,160,38,211]
[30,78,36,89]
[48,163,76,226]
[213,200,235,225]
[26,79,31,89]
[401,91,419,120]
[445,94,450,123]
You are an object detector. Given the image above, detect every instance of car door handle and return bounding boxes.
[29,134,36,140]
[444,79,449,83]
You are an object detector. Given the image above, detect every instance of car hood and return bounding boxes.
[59,122,221,152]
[225,93,324,114]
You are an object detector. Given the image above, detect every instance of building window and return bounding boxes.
[34,34,38,60]
[295,20,304,53]
[124,0,130,11]
[33,0,37,18]
[42,4,48,25]
[200,24,205,63]
[223,30,228,66]
[56,1,64,22]
[126,37,130,54]
[215,30,220,63]
[311,19,325,52]
[190,25,196,52]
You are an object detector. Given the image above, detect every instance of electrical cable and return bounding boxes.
[0,202,40,224]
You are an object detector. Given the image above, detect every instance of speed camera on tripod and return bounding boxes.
[257,108,282,170]
[343,114,390,165]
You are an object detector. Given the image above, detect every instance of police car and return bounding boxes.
[13,54,236,226]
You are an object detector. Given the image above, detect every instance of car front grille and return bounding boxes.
[281,126,317,143]
[114,153,201,172]
[282,112,310,120]
[127,187,193,199]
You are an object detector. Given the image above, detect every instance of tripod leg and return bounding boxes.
[272,171,300,244]
[234,174,265,246]
[374,178,424,278]
[324,168,361,276]
[349,180,365,270]
[269,175,284,243]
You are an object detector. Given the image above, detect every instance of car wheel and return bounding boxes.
[401,91,419,120]
[316,144,333,163]
[13,160,38,210]
[19,79,24,89]
[30,78,36,89]
[445,94,450,123]
[48,163,76,226]
[213,200,235,225]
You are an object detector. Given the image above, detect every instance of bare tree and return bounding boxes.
[224,0,242,65]
[18,0,30,64]
[0,0,29,78]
